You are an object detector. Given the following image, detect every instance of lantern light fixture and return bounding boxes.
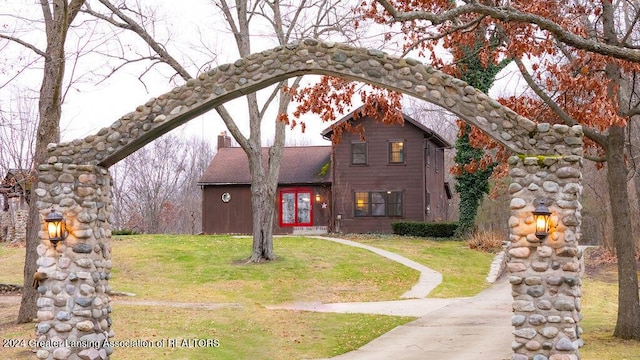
[45,208,68,249]
[532,198,552,240]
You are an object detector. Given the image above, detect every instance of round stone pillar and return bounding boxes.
[507,124,584,360]
[33,163,113,360]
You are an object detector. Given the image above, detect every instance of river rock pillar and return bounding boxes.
[507,124,584,360]
[33,162,113,360]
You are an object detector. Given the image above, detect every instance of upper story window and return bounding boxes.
[388,141,405,164]
[351,142,367,165]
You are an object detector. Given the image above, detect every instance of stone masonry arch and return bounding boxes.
[33,39,584,360]
[48,38,558,167]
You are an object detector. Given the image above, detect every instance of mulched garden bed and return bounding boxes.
[0,284,22,295]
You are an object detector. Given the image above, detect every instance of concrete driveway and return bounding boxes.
[325,277,513,360]
[286,236,515,360]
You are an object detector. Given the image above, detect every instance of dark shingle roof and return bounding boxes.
[321,105,452,148]
[198,146,331,185]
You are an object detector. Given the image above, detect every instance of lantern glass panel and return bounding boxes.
[48,221,62,240]
[535,215,548,234]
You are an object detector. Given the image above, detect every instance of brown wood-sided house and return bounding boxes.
[1,169,31,211]
[1,169,31,243]
[198,108,452,234]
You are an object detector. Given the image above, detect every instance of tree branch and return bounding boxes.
[0,34,47,58]
[584,153,607,162]
[621,6,640,46]
[259,82,285,119]
[82,2,130,28]
[512,56,607,146]
[215,105,250,151]
[374,0,640,63]
[94,0,193,81]
[0,58,42,88]
[399,16,486,58]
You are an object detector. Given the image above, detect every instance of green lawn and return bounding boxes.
[1,235,425,360]
[109,235,418,304]
[579,264,640,359]
[344,234,495,297]
[0,244,24,284]
[108,305,409,360]
[3,235,636,359]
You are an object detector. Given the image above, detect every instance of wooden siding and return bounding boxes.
[331,117,449,234]
[424,145,449,222]
[202,184,331,234]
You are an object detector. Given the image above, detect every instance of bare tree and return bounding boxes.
[108,157,133,232]
[0,0,87,324]
[404,98,458,142]
[87,0,358,261]
[0,87,38,174]
[110,134,213,234]
[0,88,38,235]
[175,136,215,234]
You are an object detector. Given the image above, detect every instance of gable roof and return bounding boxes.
[2,169,32,192]
[198,146,331,186]
[321,105,452,148]
[5,169,30,180]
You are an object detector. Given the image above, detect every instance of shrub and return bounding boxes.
[466,229,505,253]
[391,221,458,238]
[111,228,140,235]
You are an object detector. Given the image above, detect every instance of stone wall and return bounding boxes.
[0,210,11,241]
[13,208,28,243]
[507,124,584,360]
[33,163,113,360]
[0,200,28,243]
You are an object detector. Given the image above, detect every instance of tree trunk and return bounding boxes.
[16,0,85,323]
[17,58,64,322]
[631,118,640,246]
[607,125,640,340]
[17,204,40,323]
[249,177,276,262]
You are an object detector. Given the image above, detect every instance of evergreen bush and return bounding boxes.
[391,221,458,238]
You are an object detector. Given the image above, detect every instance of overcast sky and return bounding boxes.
[0,1,527,153]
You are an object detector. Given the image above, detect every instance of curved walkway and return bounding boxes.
[267,236,513,360]
[314,236,444,299]
[266,236,461,317]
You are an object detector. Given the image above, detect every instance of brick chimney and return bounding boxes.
[217,131,232,149]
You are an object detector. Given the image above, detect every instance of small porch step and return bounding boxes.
[292,226,328,235]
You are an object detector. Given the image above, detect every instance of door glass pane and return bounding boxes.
[297,192,311,224]
[282,192,295,224]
